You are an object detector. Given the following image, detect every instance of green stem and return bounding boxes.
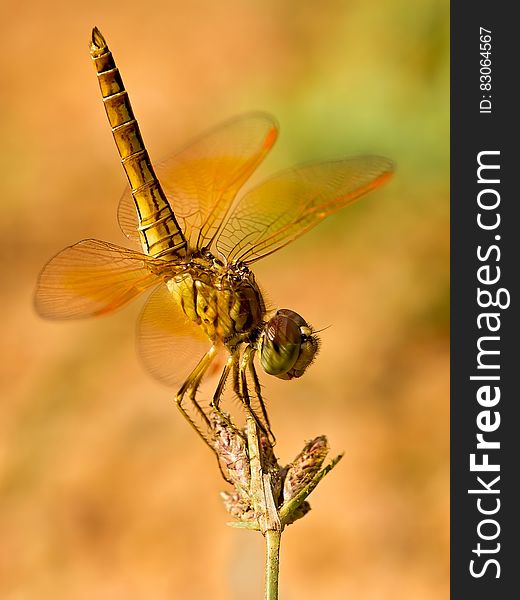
[278,453,343,525]
[265,528,281,600]
[246,417,282,599]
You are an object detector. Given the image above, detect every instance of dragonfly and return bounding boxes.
[35,28,394,459]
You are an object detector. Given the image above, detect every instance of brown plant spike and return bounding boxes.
[211,409,343,530]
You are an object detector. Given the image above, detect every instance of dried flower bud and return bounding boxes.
[259,432,284,506]
[220,491,256,522]
[211,412,250,497]
[283,436,329,502]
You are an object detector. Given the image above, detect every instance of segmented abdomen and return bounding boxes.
[89,28,187,260]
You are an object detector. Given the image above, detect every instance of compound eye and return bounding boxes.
[260,309,320,379]
[260,312,302,377]
[276,308,307,327]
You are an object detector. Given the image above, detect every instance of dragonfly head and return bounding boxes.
[259,309,319,380]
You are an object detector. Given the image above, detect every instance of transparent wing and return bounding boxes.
[216,156,394,264]
[118,112,279,249]
[118,192,141,243]
[138,283,225,388]
[35,239,163,319]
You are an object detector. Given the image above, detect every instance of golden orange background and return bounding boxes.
[1,0,449,598]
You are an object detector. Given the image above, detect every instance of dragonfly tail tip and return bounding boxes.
[90,27,107,53]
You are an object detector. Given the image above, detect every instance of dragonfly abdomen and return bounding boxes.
[89,28,187,260]
[166,262,265,344]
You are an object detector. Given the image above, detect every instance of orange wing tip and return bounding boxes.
[323,160,395,214]
[263,126,279,150]
[357,169,394,198]
[367,157,396,189]
[90,27,107,55]
[375,168,395,187]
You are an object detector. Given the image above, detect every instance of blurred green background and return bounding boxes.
[1,0,449,598]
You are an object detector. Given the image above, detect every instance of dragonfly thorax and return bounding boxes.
[166,253,266,346]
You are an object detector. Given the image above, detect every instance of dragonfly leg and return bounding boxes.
[236,346,273,443]
[210,354,247,442]
[175,346,217,450]
[175,346,235,484]
[246,350,275,445]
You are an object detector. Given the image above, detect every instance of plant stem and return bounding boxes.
[246,417,282,599]
[265,528,281,600]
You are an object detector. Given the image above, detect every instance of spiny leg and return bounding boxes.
[246,348,275,444]
[175,346,236,483]
[209,354,246,442]
[175,346,217,452]
[231,353,266,437]
[211,354,234,411]
[235,345,272,443]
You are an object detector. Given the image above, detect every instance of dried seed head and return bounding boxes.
[220,491,256,522]
[211,412,250,497]
[259,432,284,506]
[283,436,329,502]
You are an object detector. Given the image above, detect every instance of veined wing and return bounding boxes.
[118,112,278,250]
[138,283,222,388]
[216,156,394,264]
[35,239,165,319]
